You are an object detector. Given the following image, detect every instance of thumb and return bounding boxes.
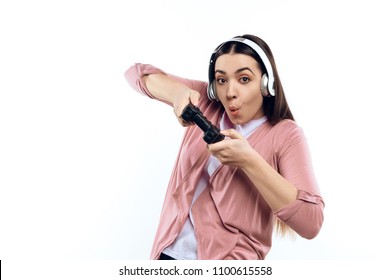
[220,129,245,140]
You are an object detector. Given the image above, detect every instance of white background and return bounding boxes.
[1,0,389,261]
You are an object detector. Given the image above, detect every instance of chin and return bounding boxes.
[228,115,246,126]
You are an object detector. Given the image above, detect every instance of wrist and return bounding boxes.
[241,150,264,174]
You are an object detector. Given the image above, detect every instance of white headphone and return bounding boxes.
[207,37,276,100]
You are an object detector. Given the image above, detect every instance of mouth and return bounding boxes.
[229,105,240,117]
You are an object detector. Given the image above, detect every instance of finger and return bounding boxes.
[189,90,200,107]
[178,117,193,127]
[207,140,227,152]
[220,129,245,140]
[175,103,188,119]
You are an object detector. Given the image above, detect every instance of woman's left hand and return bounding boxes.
[207,129,257,168]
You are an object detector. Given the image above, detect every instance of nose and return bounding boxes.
[226,82,238,99]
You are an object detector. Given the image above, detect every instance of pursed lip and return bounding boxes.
[228,105,241,116]
[229,105,240,111]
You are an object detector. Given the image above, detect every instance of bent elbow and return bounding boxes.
[299,221,323,239]
[276,194,325,240]
[297,207,324,239]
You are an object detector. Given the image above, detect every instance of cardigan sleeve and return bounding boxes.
[274,121,325,239]
[124,63,209,107]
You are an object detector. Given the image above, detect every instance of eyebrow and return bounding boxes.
[215,67,255,75]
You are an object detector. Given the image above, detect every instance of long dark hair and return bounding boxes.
[210,34,294,126]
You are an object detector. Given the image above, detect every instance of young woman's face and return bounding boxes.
[214,53,264,125]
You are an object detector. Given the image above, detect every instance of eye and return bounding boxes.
[216,77,227,85]
[239,76,250,84]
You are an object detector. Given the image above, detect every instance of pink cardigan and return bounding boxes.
[124,63,325,260]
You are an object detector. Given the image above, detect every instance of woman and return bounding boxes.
[124,34,324,260]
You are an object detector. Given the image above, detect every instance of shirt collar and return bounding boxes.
[220,112,268,138]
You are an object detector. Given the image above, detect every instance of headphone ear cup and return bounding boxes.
[260,74,270,97]
[207,80,219,101]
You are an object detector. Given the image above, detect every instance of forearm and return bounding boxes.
[143,73,192,107]
[242,151,298,212]
[125,63,202,108]
[125,63,203,126]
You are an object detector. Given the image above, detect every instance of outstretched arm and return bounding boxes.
[143,73,200,126]
[124,63,204,126]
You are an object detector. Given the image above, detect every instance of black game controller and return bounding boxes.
[181,103,225,144]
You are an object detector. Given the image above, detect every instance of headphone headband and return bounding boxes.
[208,37,276,98]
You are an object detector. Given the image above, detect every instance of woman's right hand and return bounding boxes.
[173,89,200,127]
[142,73,201,127]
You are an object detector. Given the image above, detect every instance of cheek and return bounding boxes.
[246,86,263,105]
[248,97,263,113]
[245,89,264,116]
